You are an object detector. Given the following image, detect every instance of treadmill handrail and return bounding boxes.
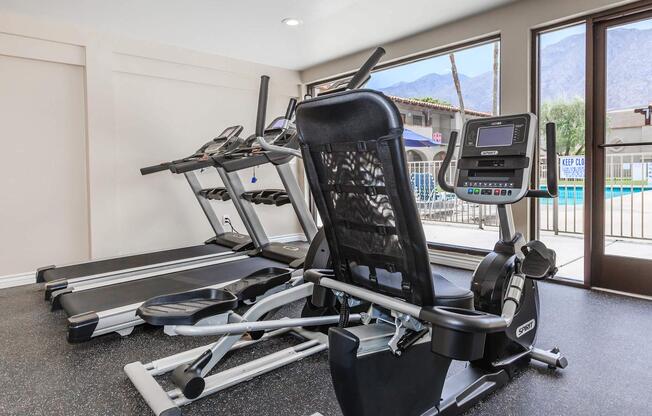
[255,136,302,158]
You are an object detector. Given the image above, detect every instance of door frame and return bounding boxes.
[589,5,652,296]
[530,19,589,289]
[530,0,652,294]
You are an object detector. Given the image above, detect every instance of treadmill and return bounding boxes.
[53,92,318,343]
[37,125,251,300]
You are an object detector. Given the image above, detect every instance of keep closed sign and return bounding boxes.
[559,156,585,179]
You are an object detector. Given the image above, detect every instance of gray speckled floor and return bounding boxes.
[0,266,651,416]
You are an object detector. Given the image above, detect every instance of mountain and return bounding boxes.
[376,28,652,113]
[379,72,494,113]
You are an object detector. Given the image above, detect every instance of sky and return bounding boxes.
[366,41,498,89]
[365,19,652,91]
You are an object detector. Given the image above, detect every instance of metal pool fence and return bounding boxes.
[408,154,652,240]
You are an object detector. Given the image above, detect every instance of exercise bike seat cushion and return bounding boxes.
[430,271,474,309]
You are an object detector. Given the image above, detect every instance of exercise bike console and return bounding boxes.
[451,114,535,204]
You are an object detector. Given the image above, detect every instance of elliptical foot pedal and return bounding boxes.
[222,267,292,301]
[137,289,239,326]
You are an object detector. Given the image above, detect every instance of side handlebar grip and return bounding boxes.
[140,163,170,175]
[421,306,507,334]
[437,131,458,194]
[169,159,213,174]
[284,98,298,120]
[545,122,558,197]
[526,122,558,199]
[347,47,386,90]
[256,75,270,138]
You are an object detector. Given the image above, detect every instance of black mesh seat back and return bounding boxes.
[296,89,435,307]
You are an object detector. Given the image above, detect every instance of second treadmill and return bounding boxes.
[38,125,251,299]
[54,92,318,343]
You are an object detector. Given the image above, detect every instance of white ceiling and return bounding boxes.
[0,0,516,70]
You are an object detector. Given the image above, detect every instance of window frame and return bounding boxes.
[307,35,501,97]
[306,35,501,258]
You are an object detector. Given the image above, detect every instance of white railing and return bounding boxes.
[408,160,499,229]
[539,153,652,240]
[408,154,652,240]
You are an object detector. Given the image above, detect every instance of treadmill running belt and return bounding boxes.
[40,244,231,282]
[59,256,288,316]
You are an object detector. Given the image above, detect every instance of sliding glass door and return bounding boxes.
[591,11,652,296]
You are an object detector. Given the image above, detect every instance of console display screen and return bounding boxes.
[476,125,514,147]
[219,126,240,138]
[267,118,286,130]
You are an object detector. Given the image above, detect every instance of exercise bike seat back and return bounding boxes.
[296,89,472,309]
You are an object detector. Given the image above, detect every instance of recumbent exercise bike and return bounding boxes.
[297,87,567,416]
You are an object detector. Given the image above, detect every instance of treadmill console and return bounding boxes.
[454,113,536,204]
[202,125,244,155]
[217,125,244,141]
[240,116,296,149]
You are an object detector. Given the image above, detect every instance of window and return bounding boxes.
[310,39,501,250]
[534,23,586,281]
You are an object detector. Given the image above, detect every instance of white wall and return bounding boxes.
[0,12,302,276]
[301,0,637,237]
[0,53,89,276]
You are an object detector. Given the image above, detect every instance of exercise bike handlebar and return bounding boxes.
[437,131,458,193]
[305,270,508,333]
[346,47,386,90]
[437,123,559,199]
[525,122,558,199]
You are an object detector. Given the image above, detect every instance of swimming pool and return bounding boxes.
[540,185,652,205]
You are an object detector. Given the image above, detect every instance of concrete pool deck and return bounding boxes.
[423,222,652,282]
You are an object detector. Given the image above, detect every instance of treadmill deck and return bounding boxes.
[39,243,232,282]
[59,256,289,317]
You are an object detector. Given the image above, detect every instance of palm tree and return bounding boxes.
[449,53,466,124]
[492,42,499,116]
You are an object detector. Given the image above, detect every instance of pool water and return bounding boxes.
[540,185,651,205]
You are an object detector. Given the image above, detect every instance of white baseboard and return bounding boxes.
[270,233,307,243]
[0,272,35,289]
[593,287,652,301]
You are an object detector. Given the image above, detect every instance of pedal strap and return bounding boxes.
[521,240,557,279]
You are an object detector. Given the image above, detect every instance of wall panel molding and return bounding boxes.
[0,11,303,273]
[0,32,84,65]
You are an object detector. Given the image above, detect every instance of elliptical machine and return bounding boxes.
[297,76,567,415]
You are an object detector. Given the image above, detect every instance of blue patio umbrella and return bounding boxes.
[403,128,441,147]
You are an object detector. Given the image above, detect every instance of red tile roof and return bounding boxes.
[387,95,491,117]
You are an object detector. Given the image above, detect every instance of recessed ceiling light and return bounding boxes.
[282,18,303,26]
